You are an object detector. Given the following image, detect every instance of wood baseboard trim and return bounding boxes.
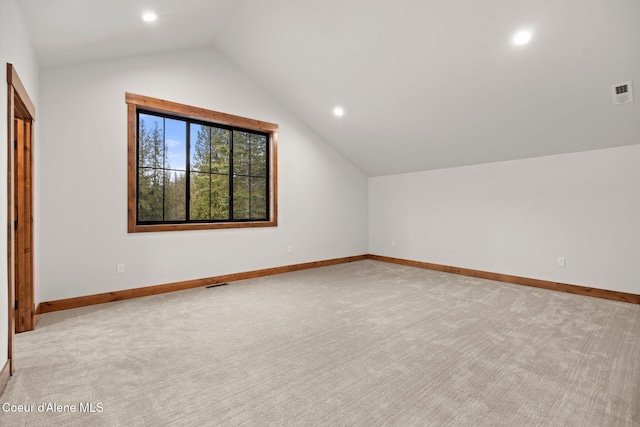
[0,359,10,395]
[33,253,639,316]
[369,255,640,304]
[36,255,368,315]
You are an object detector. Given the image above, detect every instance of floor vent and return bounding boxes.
[206,283,229,289]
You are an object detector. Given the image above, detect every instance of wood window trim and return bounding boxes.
[126,93,278,233]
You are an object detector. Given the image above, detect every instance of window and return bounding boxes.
[126,93,278,232]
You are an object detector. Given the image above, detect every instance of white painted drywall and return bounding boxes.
[0,0,39,371]
[369,145,640,294]
[37,47,368,302]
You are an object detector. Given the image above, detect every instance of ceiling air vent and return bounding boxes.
[611,81,633,105]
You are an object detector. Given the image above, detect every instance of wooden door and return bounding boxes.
[13,117,34,333]
[5,63,36,382]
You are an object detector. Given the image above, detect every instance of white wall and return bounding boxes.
[37,47,368,302]
[369,144,640,294]
[0,0,39,369]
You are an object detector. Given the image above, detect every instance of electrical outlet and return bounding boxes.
[391,241,396,247]
[288,245,293,254]
[557,257,565,267]
[117,263,125,274]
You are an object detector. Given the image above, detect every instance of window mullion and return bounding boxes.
[185,122,191,222]
[265,135,270,219]
[229,131,234,220]
[248,136,252,218]
[136,112,141,223]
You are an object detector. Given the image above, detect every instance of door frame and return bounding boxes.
[6,63,36,376]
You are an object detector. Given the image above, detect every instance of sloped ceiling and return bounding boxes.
[18,0,640,176]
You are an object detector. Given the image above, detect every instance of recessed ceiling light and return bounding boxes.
[513,30,532,45]
[333,107,344,117]
[142,12,157,22]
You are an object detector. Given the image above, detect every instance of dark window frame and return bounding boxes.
[126,93,278,233]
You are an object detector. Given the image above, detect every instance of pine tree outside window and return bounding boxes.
[126,93,278,232]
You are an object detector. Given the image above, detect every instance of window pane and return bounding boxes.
[250,134,268,177]
[211,174,229,220]
[191,124,230,175]
[190,172,211,220]
[138,167,164,222]
[190,124,211,172]
[233,176,250,219]
[250,177,267,219]
[211,127,230,174]
[233,131,267,177]
[165,118,187,171]
[164,171,186,221]
[139,114,164,169]
[233,130,250,176]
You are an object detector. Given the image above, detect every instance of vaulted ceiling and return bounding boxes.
[18,0,640,176]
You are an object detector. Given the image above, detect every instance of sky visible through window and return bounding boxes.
[140,113,187,172]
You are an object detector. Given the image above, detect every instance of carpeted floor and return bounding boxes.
[2,260,639,426]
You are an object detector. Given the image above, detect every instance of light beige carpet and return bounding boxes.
[2,260,639,426]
